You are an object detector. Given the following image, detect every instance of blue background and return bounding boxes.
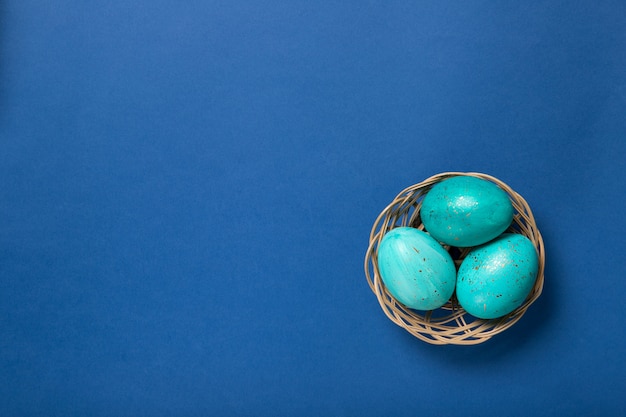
[1,1,625,416]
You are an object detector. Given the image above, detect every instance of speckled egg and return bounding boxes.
[456,233,539,319]
[421,176,514,247]
[377,227,456,310]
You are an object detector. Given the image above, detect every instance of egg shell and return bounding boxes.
[456,233,539,319]
[421,176,514,247]
[377,227,456,310]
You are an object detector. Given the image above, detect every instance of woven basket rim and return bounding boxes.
[364,172,545,345]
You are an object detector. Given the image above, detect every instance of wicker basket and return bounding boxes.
[364,172,545,345]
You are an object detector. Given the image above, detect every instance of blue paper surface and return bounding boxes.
[1,1,625,415]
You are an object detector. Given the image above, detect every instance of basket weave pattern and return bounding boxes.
[364,172,545,345]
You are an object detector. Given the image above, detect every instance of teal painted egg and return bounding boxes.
[456,233,539,319]
[421,176,514,247]
[377,227,456,310]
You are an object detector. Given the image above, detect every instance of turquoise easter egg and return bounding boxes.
[421,176,514,247]
[456,233,539,319]
[377,227,456,310]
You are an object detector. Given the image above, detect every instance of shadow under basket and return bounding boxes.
[364,172,545,345]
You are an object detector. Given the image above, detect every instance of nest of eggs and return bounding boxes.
[364,172,545,345]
